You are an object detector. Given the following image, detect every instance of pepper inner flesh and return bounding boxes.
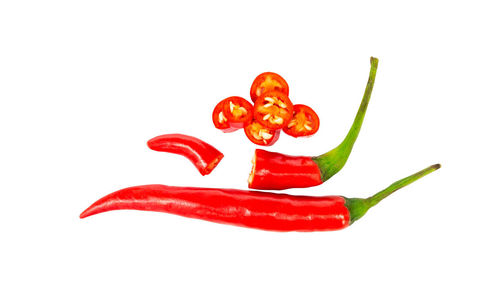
[288,111,313,132]
[256,96,288,125]
[248,153,256,185]
[229,101,248,119]
[218,111,227,123]
[248,122,274,144]
[256,76,283,98]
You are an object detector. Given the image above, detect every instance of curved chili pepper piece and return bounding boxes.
[147,134,224,176]
[249,57,378,190]
[80,164,440,232]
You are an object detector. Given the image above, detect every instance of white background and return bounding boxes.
[1,1,499,299]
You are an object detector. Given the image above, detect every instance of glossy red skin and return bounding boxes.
[249,149,322,190]
[244,121,281,146]
[221,96,254,128]
[212,100,238,133]
[250,72,289,102]
[283,104,320,137]
[253,91,294,130]
[147,134,224,176]
[80,184,350,232]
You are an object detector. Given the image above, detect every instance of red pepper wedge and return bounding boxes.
[80,164,440,232]
[253,91,294,130]
[249,57,378,190]
[147,134,224,176]
[250,72,289,102]
[222,96,253,128]
[212,100,238,133]
[283,104,320,137]
[244,120,281,146]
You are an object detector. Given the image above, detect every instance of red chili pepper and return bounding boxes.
[250,72,289,102]
[212,100,238,133]
[253,91,294,130]
[283,104,320,137]
[249,57,378,190]
[222,96,254,128]
[147,134,224,176]
[80,164,440,231]
[244,120,281,146]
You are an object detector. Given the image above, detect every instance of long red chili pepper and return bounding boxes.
[147,134,224,176]
[248,57,378,190]
[80,164,440,231]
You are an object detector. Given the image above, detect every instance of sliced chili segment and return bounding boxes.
[250,72,289,102]
[222,96,253,128]
[253,91,293,130]
[244,120,280,146]
[147,134,224,176]
[212,100,238,133]
[283,104,320,137]
[248,149,322,190]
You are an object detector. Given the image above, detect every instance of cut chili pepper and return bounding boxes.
[244,120,280,146]
[249,57,378,190]
[212,100,238,133]
[147,134,224,176]
[250,72,289,102]
[253,91,293,130]
[222,96,253,128]
[80,164,440,231]
[283,104,320,137]
[248,149,322,189]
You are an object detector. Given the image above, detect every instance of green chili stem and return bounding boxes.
[312,57,378,182]
[345,164,441,224]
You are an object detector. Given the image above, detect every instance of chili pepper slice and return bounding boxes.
[80,164,440,232]
[147,134,224,176]
[222,96,254,128]
[253,91,293,130]
[283,104,320,137]
[250,72,289,102]
[249,57,378,190]
[212,100,238,133]
[244,120,280,146]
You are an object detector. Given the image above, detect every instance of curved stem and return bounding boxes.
[345,164,441,224]
[312,57,379,182]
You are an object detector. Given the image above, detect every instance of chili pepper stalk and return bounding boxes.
[346,163,440,224]
[248,57,379,190]
[312,56,378,182]
[80,164,440,231]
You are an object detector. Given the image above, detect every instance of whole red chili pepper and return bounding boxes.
[249,57,378,190]
[80,164,440,231]
[147,134,224,176]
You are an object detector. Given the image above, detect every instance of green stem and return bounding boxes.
[312,57,379,182]
[345,164,441,224]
